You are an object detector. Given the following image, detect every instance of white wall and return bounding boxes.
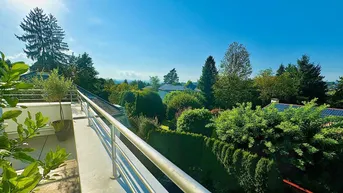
[3,102,72,138]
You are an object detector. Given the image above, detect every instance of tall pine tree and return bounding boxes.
[198,56,218,108]
[297,55,327,103]
[16,7,69,71]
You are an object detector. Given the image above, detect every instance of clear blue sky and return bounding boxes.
[1,0,343,82]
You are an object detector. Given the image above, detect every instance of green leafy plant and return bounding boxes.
[177,108,214,136]
[0,52,69,192]
[215,99,343,192]
[40,69,72,123]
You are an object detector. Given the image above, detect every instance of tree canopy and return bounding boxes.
[221,42,252,79]
[198,56,218,108]
[16,7,69,71]
[149,76,160,91]
[163,68,179,84]
[297,55,327,103]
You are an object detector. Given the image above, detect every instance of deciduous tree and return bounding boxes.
[149,76,160,91]
[220,42,252,79]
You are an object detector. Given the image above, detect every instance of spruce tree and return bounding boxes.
[16,7,69,71]
[276,64,285,76]
[297,55,327,103]
[198,56,218,108]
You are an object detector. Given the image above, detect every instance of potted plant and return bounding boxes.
[41,69,73,141]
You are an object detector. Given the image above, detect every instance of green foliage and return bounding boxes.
[119,90,136,106]
[297,55,327,103]
[0,53,69,192]
[16,8,69,71]
[165,91,202,120]
[330,76,343,108]
[64,53,99,92]
[130,80,148,90]
[215,99,343,192]
[254,69,299,104]
[198,56,218,108]
[149,76,160,91]
[163,68,179,84]
[213,75,260,109]
[40,69,72,103]
[185,80,196,90]
[220,42,252,79]
[129,116,159,141]
[177,108,214,136]
[40,69,72,121]
[135,90,165,121]
[39,146,70,177]
[276,64,285,76]
[107,81,138,104]
[148,129,282,192]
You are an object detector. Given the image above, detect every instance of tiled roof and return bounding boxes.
[159,84,185,91]
[269,103,343,117]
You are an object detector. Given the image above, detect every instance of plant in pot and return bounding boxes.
[41,69,73,141]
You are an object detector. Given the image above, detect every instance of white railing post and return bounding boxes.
[110,124,120,179]
[86,102,90,126]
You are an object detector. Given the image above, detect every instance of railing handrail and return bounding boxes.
[76,85,122,111]
[77,90,210,193]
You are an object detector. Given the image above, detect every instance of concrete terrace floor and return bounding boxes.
[72,104,128,193]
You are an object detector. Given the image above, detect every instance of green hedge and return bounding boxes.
[147,129,283,193]
[121,90,166,121]
[165,92,202,120]
[135,90,165,121]
[177,108,214,136]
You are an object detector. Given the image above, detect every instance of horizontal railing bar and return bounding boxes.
[116,161,137,193]
[115,138,155,193]
[77,90,210,193]
[85,105,154,192]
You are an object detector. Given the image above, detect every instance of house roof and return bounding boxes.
[159,84,185,91]
[267,103,343,117]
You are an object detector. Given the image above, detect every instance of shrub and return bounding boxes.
[119,90,136,106]
[135,90,165,121]
[129,116,159,141]
[166,92,202,120]
[147,129,282,193]
[164,90,206,106]
[177,108,214,136]
[215,100,343,192]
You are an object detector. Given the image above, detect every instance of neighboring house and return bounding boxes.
[158,84,186,99]
[265,99,343,117]
[20,71,50,81]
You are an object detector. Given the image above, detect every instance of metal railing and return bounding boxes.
[77,89,210,193]
[3,89,78,103]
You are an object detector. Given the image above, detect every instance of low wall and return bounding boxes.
[3,102,72,138]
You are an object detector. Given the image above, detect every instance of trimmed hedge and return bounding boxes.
[135,90,165,121]
[119,90,136,106]
[165,92,202,120]
[147,129,283,193]
[121,90,166,121]
[177,108,214,136]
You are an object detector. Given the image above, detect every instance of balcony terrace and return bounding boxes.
[3,88,210,193]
